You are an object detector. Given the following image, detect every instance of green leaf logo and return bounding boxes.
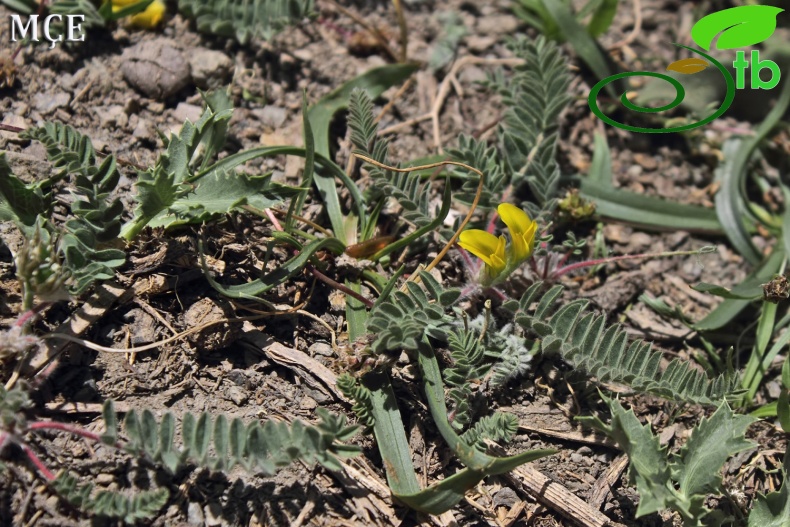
[691,5,783,51]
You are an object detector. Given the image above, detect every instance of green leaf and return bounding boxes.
[587,0,618,37]
[578,396,675,518]
[782,355,790,390]
[308,63,419,158]
[539,0,618,95]
[307,64,416,242]
[673,403,756,500]
[778,390,790,434]
[146,170,294,229]
[0,153,47,226]
[714,70,790,265]
[286,95,316,234]
[691,282,761,300]
[100,400,118,445]
[579,180,723,234]
[200,236,345,302]
[748,452,790,527]
[691,5,783,51]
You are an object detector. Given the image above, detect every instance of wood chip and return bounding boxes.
[589,455,628,509]
[500,405,617,448]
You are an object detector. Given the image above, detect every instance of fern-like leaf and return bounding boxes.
[366,271,460,354]
[337,373,376,428]
[104,401,360,476]
[21,123,126,293]
[178,0,313,44]
[52,472,169,524]
[487,36,570,211]
[461,412,519,452]
[504,283,739,405]
[348,88,378,153]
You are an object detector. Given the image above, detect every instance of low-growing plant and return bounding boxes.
[0,379,358,523]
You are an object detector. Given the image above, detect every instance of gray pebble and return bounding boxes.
[188,48,233,90]
[33,91,70,115]
[121,39,191,99]
[187,502,204,526]
[226,385,248,406]
[253,105,288,129]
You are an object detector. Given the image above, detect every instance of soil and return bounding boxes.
[0,0,788,526]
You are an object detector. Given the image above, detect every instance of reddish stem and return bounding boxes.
[29,421,103,443]
[14,303,51,328]
[309,266,375,308]
[551,251,677,279]
[20,442,55,481]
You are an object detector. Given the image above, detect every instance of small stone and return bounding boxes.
[253,105,288,129]
[95,105,128,129]
[308,341,333,357]
[227,386,248,406]
[133,118,151,139]
[577,446,593,456]
[188,48,233,90]
[121,39,191,99]
[626,165,643,178]
[95,473,114,485]
[147,101,165,114]
[187,502,205,526]
[459,65,486,85]
[299,396,317,410]
[570,453,585,464]
[33,91,70,115]
[467,35,496,52]
[1,115,29,144]
[204,502,223,526]
[634,153,658,170]
[60,72,78,91]
[477,15,519,36]
[174,102,203,124]
[184,298,241,353]
[492,487,518,508]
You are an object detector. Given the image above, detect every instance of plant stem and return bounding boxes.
[550,249,707,279]
[20,441,55,480]
[309,266,374,308]
[29,421,104,443]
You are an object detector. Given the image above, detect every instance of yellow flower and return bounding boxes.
[112,0,166,28]
[459,230,507,279]
[497,203,537,263]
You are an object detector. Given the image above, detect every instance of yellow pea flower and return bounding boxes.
[112,0,166,29]
[497,203,538,263]
[458,230,507,280]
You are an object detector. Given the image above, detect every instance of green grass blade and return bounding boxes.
[307,64,418,241]
[540,0,618,95]
[362,372,421,496]
[345,280,367,342]
[715,76,790,265]
[286,96,316,233]
[587,0,619,37]
[579,181,723,233]
[199,237,344,302]
[307,63,420,158]
[587,132,613,188]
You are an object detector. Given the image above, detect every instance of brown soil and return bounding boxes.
[0,0,787,526]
